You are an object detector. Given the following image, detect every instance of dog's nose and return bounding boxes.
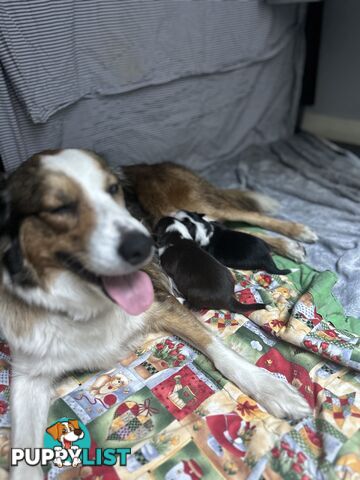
[74,429,82,436]
[119,231,153,265]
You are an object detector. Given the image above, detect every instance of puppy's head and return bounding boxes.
[173,210,214,246]
[1,149,154,315]
[154,217,192,249]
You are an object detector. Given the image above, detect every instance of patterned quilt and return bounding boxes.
[0,255,359,480]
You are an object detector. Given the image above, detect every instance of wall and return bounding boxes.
[301,0,360,144]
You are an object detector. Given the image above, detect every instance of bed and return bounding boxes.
[0,132,359,480]
[0,1,359,478]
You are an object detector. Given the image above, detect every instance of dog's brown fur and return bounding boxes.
[123,162,269,220]
[123,162,317,251]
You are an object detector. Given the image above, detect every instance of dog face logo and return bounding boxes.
[46,419,84,450]
[45,418,90,468]
[12,416,131,468]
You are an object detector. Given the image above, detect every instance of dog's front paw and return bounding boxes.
[283,239,306,263]
[256,371,312,420]
[292,224,318,244]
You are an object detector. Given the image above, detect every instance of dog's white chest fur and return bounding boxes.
[1,294,146,378]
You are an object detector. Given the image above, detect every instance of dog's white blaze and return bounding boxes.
[41,150,151,275]
[194,221,211,246]
[165,219,192,240]
[42,149,106,193]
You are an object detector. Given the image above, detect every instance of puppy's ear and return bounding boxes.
[46,423,62,440]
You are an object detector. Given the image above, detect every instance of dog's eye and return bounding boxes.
[48,203,76,215]
[107,183,119,196]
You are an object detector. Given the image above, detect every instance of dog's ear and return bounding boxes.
[69,419,80,431]
[2,237,35,286]
[46,422,62,440]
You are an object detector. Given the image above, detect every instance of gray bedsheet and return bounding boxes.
[202,133,360,318]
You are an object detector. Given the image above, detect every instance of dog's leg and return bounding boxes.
[10,368,51,480]
[149,297,311,420]
[217,189,279,215]
[124,162,316,242]
[122,163,278,216]
[205,206,318,244]
[233,228,306,263]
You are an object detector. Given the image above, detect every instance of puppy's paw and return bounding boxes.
[283,239,306,263]
[257,372,311,420]
[292,224,318,244]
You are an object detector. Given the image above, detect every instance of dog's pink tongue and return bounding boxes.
[102,271,154,315]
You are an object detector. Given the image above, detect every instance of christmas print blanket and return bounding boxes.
[0,255,359,479]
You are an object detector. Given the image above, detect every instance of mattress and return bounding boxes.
[0,134,359,479]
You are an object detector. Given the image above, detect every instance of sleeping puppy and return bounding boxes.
[174,211,291,275]
[155,217,265,313]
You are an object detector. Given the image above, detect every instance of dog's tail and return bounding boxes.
[259,256,291,276]
[229,298,266,314]
[218,189,279,215]
[264,267,291,275]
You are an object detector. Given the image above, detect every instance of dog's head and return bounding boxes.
[46,419,84,447]
[0,149,154,316]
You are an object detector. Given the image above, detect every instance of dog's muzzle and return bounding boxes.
[118,231,153,266]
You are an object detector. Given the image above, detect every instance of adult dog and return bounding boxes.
[0,150,314,479]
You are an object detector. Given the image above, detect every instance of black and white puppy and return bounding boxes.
[154,217,265,313]
[174,211,290,275]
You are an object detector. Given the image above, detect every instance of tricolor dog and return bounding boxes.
[0,150,316,479]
